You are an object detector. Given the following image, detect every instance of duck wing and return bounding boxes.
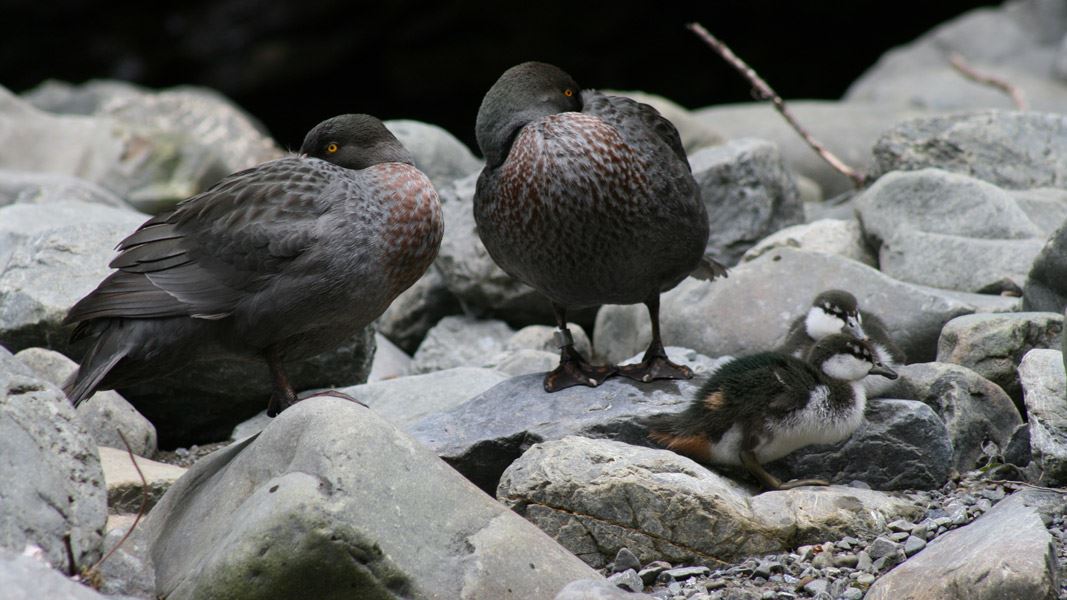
[66,158,334,328]
[582,91,689,167]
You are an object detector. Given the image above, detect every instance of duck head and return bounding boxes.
[300,114,414,170]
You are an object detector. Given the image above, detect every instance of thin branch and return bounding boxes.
[687,22,866,189]
[84,430,150,581]
[63,533,77,577]
[948,52,1028,110]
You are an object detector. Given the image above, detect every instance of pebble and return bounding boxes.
[640,561,672,585]
[902,535,927,557]
[841,587,864,600]
[867,536,900,560]
[660,566,711,582]
[608,568,644,592]
[612,547,642,573]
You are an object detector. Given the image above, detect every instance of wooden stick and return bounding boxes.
[687,22,866,189]
[85,430,151,581]
[948,52,1028,110]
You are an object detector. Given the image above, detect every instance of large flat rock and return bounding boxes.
[594,248,1018,365]
[407,364,722,493]
[144,396,599,600]
[1019,349,1067,485]
[865,490,1060,600]
[499,436,922,569]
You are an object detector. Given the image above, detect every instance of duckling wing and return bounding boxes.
[66,158,331,325]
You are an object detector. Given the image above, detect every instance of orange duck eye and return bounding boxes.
[326,143,339,153]
[564,89,574,97]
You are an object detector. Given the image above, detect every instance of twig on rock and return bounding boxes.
[83,430,150,585]
[948,52,1028,110]
[62,533,77,577]
[687,22,866,189]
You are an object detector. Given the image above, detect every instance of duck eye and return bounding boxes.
[564,89,574,97]
[326,143,339,154]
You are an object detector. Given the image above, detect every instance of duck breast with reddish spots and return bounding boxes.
[474,61,725,392]
[63,114,443,417]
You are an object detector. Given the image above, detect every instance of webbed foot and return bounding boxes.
[544,358,617,392]
[617,342,693,383]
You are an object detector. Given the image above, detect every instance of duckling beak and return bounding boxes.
[869,363,898,379]
[844,318,866,339]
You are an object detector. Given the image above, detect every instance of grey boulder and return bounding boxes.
[144,396,598,600]
[19,79,283,213]
[376,267,461,354]
[13,347,157,458]
[772,399,954,490]
[878,229,1044,294]
[888,362,1022,471]
[0,348,106,569]
[407,365,723,493]
[0,170,128,209]
[694,100,939,197]
[688,138,803,266]
[0,201,147,356]
[481,349,560,377]
[937,312,1064,403]
[384,119,482,189]
[232,366,509,445]
[367,333,413,383]
[594,248,1018,365]
[499,436,922,569]
[741,218,875,266]
[865,490,1061,600]
[554,578,655,599]
[411,315,515,374]
[505,323,592,358]
[1024,220,1067,313]
[1019,349,1067,486]
[855,169,1042,246]
[1011,187,1067,237]
[0,547,126,600]
[869,111,1067,190]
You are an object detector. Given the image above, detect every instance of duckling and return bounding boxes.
[779,289,905,397]
[646,334,898,491]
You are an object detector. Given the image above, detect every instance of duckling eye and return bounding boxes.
[326,143,339,154]
[564,89,574,97]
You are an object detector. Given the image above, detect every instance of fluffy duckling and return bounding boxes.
[779,289,905,397]
[647,334,898,491]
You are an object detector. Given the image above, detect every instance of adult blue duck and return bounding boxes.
[474,61,724,392]
[64,114,443,417]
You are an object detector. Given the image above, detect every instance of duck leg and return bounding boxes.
[618,293,693,383]
[543,303,616,392]
[266,349,299,417]
[265,349,367,417]
[740,449,829,491]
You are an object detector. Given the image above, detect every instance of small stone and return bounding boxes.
[639,562,672,586]
[841,587,864,600]
[753,560,781,579]
[611,547,642,573]
[856,572,876,586]
[903,535,927,557]
[871,556,888,572]
[704,580,727,591]
[867,536,900,560]
[660,566,711,582]
[833,554,859,568]
[887,519,914,532]
[802,579,829,595]
[811,552,832,569]
[608,568,643,593]
[889,531,910,542]
[796,545,816,562]
[855,551,873,572]
[910,525,929,541]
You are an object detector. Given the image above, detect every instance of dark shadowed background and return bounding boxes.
[3,0,998,153]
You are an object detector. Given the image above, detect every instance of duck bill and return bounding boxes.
[869,363,898,380]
